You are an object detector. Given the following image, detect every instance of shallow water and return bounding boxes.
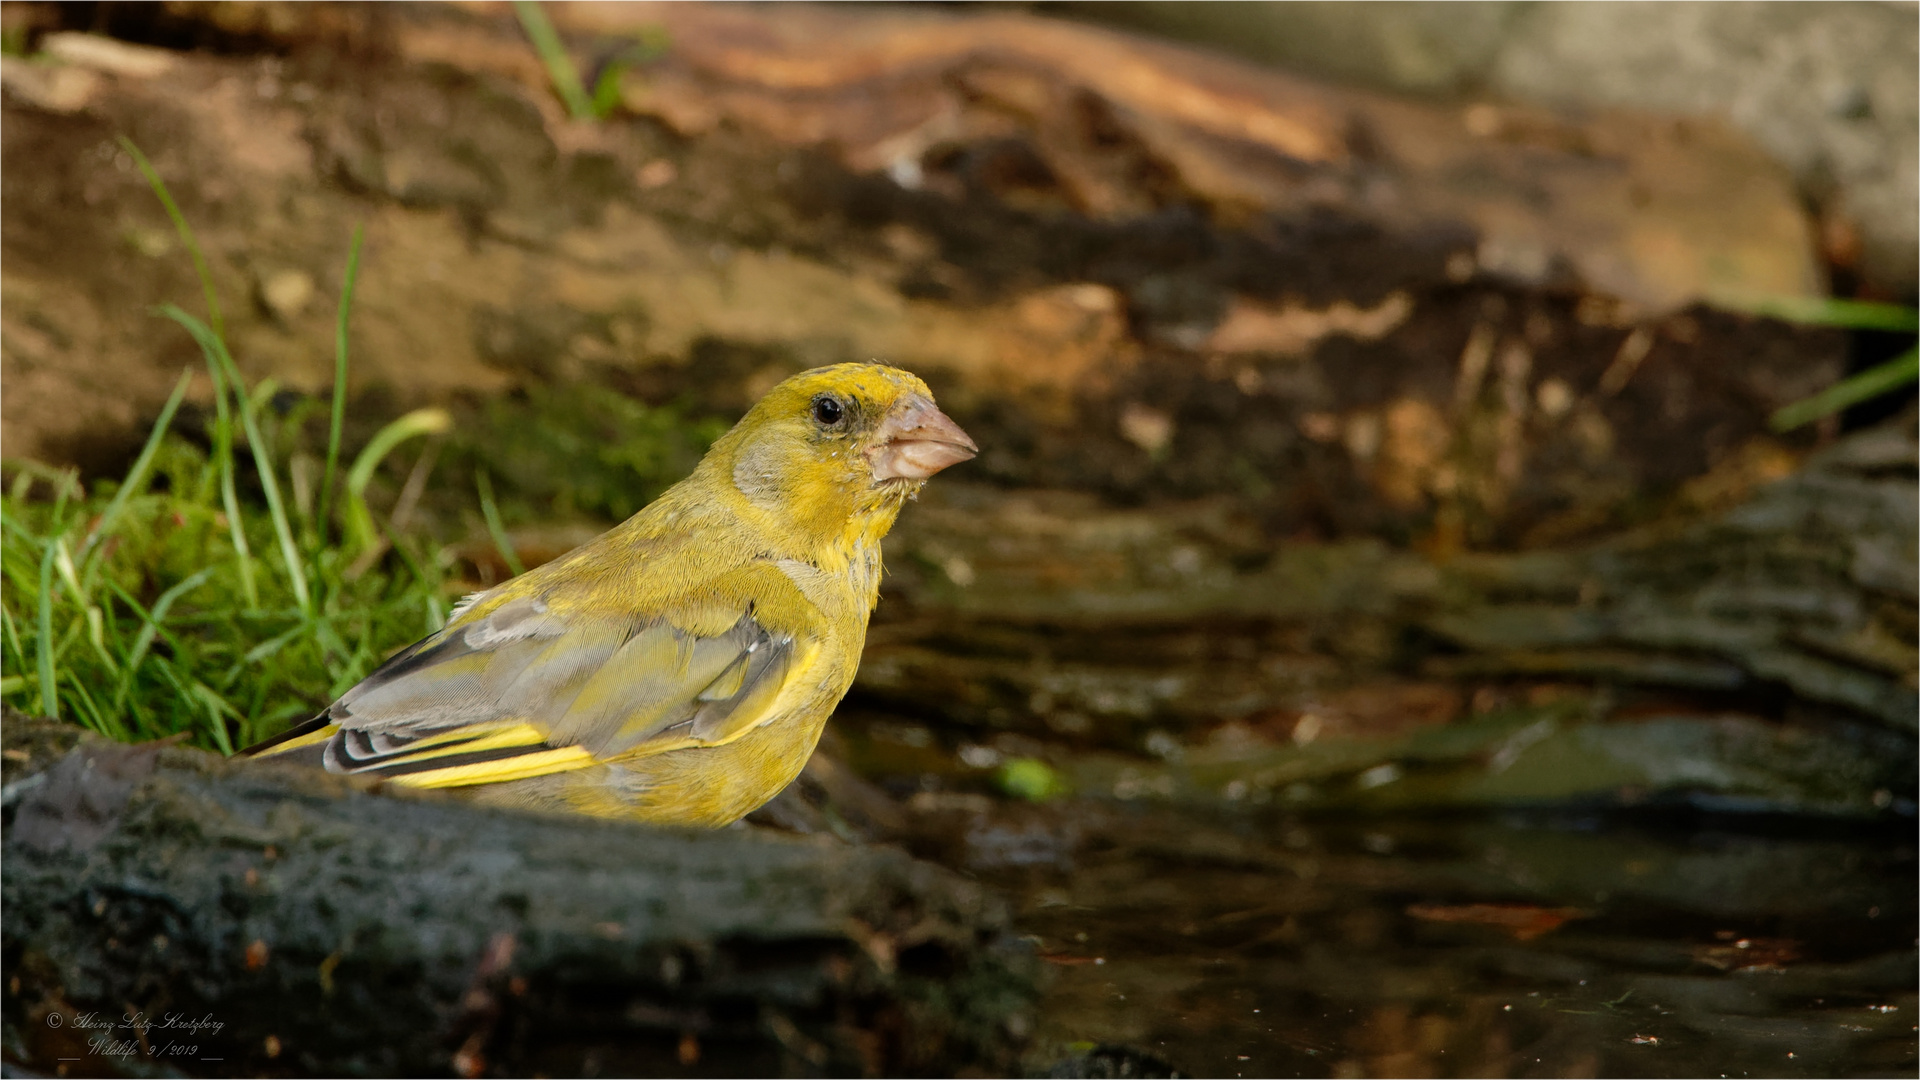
[816,663,1917,1077]
[955,803,1917,1078]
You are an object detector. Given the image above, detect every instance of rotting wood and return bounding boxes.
[2,3,1843,551]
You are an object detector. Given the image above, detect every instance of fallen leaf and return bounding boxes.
[1406,902,1591,941]
[1038,952,1106,966]
[1692,937,1801,972]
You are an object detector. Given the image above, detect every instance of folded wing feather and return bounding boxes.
[304,584,818,787]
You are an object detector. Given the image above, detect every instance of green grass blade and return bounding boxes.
[155,659,232,752]
[34,538,58,719]
[182,665,239,754]
[111,567,214,710]
[160,305,312,614]
[312,617,353,664]
[51,538,85,604]
[255,699,313,730]
[374,516,447,632]
[218,462,259,608]
[514,0,596,120]
[475,468,526,577]
[0,603,24,685]
[147,656,194,721]
[317,226,366,543]
[586,28,667,119]
[47,467,76,532]
[81,367,193,567]
[84,603,117,672]
[63,666,121,740]
[238,623,306,668]
[120,136,224,339]
[1713,292,1920,333]
[1770,346,1920,432]
[197,332,260,608]
[343,408,453,553]
[590,65,626,119]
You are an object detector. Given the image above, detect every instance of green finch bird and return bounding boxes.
[246,363,976,826]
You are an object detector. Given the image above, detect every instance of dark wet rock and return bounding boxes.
[1,721,1040,1078]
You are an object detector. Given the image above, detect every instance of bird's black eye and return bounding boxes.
[810,395,846,427]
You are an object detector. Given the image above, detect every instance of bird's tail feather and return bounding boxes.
[241,711,337,763]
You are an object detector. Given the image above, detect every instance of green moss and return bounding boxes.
[997,757,1071,802]
[456,382,726,524]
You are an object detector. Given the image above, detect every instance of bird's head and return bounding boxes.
[707,363,977,560]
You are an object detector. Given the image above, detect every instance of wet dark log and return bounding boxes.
[1,719,1040,1078]
[869,417,1918,738]
[1423,419,1919,730]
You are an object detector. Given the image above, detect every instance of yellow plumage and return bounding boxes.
[243,363,976,826]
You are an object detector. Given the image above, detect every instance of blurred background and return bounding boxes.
[2,2,1914,1076]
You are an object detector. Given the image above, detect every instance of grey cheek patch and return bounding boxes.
[731,441,787,510]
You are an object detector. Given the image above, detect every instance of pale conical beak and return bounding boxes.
[867,394,978,482]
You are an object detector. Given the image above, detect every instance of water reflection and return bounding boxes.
[765,683,1920,1079]
[937,801,1914,1077]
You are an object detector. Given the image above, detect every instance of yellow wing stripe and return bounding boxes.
[385,745,596,789]
[370,722,552,765]
[251,724,338,757]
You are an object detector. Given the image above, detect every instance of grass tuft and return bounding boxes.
[0,142,454,751]
[513,0,667,122]
[2,137,718,752]
[317,226,365,540]
[514,0,597,121]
